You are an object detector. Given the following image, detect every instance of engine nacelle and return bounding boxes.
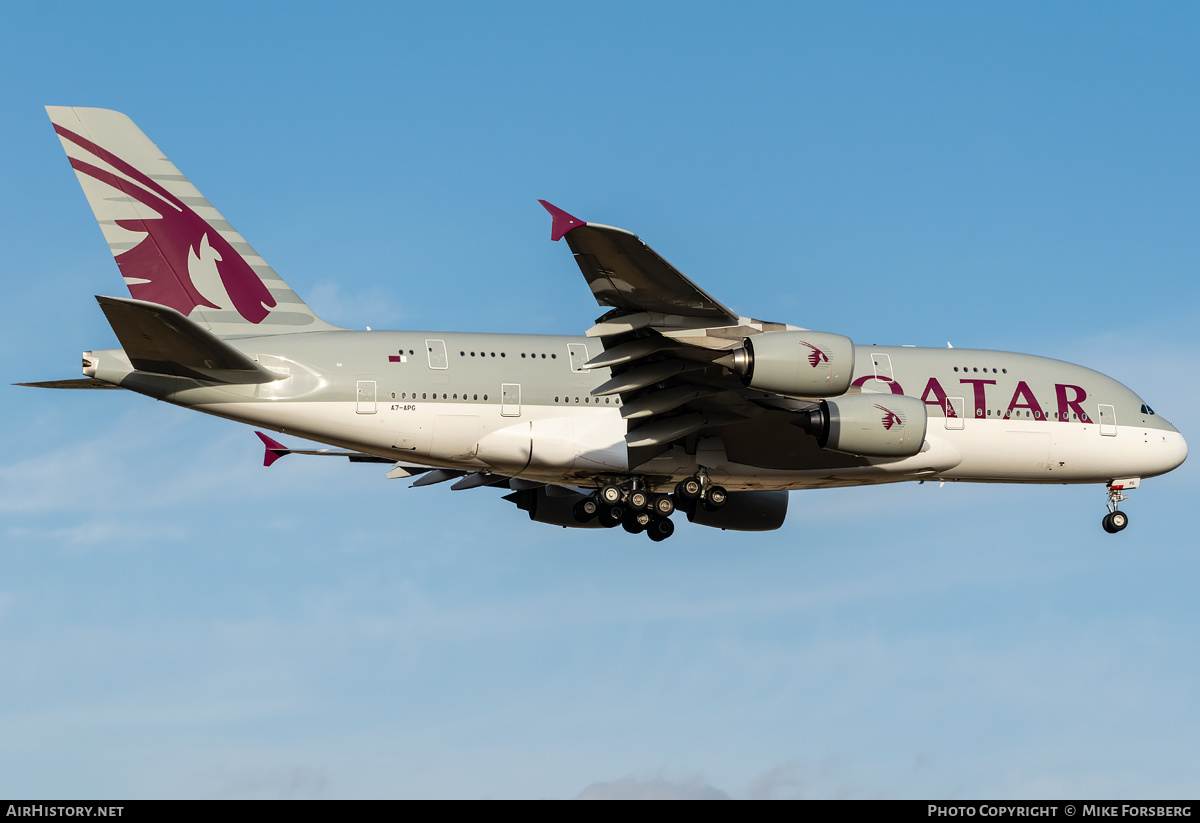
[796,393,927,458]
[687,490,789,531]
[725,330,855,397]
[504,487,602,529]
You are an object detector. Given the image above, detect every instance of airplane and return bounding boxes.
[20,107,1187,540]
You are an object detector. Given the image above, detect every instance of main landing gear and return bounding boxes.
[571,473,727,541]
[1101,479,1138,534]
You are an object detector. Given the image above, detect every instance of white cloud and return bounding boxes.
[577,772,729,800]
[212,766,329,800]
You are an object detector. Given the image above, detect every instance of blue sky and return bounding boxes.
[2,1,1198,799]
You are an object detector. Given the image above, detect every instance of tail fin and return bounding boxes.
[47,106,339,337]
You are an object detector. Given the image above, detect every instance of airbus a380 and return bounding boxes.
[23,107,1187,540]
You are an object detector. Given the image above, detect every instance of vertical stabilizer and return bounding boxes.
[47,106,339,336]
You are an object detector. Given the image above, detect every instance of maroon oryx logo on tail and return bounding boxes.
[800,341,829,368]
[53,125,276,324]
[874,404,903,430]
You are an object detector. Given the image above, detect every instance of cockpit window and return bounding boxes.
[1140,404,1156,415]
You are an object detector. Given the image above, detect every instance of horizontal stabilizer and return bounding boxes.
[98,295,283,384]
[15,378,124,390]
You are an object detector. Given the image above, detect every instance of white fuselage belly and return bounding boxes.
[192,398,1186,491]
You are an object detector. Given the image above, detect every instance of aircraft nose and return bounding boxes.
[1147,427,1188,477]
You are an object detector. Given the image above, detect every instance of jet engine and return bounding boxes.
[794,393,927,458]
[687,490,789,531]
[723,330,855,397]
[503,486,602,529]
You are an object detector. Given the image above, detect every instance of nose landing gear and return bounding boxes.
[1101,479,1139,534]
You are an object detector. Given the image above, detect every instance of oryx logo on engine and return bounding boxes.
[875,404,903,430]
[800,341,830,368]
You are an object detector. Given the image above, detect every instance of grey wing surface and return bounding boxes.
[540,201,805,470]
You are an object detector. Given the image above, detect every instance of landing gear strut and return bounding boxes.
[1101,480,1137,534]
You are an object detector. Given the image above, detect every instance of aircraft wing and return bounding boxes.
[538,201,738,322]
[254,432,516,489]
[541,202,808,468]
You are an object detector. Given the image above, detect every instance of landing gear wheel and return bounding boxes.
[573,497,599,523]
[646,518,675,542]
[1102,511,1128,533]
[599,505,624,528]
[627,490,650,511]
[598,483,623,506]
[623,510,652,534]
[653,495,675,517]
[675,477,702,499]
[703,485,728,511]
